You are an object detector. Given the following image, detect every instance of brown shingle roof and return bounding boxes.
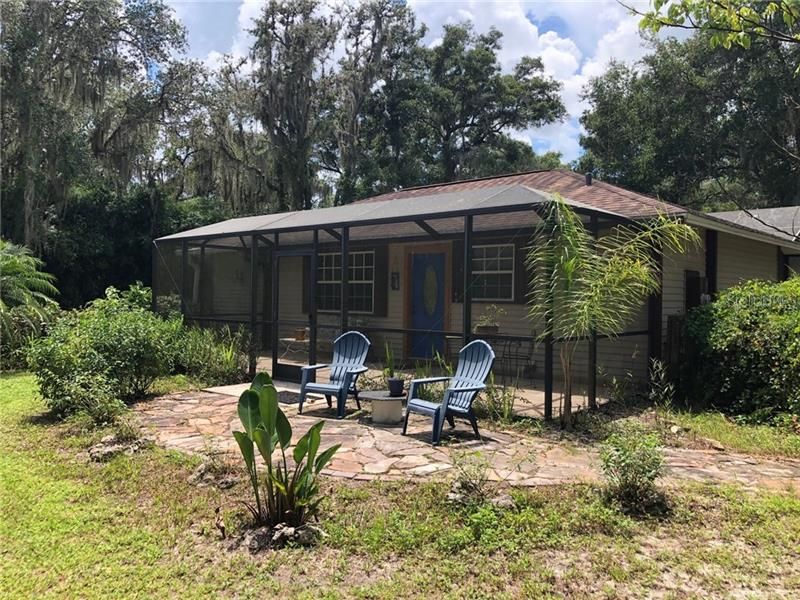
[359,169,686,219]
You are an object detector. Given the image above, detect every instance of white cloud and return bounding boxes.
[406,0,650,161]
[189,0,653,162]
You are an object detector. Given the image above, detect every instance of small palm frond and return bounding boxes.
[526,196,700,341]
[0,239,59,344]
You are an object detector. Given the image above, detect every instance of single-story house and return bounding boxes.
[153,170,800,418]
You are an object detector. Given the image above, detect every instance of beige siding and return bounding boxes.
[660,226,705,340]
[717,232,778,290]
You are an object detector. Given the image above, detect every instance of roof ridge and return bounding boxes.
[360,168,558,202]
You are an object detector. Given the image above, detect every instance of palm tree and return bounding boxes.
[526,196,699,428]
[0,239,59,352]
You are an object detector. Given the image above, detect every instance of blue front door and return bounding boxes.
[410,252,445,358]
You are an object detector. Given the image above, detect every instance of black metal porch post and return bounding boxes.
[588,215,598,409]
[249,235,258,377]
[647,249,664,364]
[150,242,158,313]
[705,229,718,296]
[180,239,189,316]
[340,226,349,333]
[463,215,473,346]
[271,233,280,377]
[309,229,318,365]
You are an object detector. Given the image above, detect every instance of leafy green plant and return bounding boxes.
[383,341,395,379]
[27,284,180,417]
[475,373,518,424]
[59,373,126,425]
[233,372,340,527]
[648,358,675,425]
[527,195,699,427]
[600,368,638,407]
[476,304,507,328]
[177,325,248,385]
[600,423,665,512]
[682,278,800,419]
[450,450,494,506]
[0,239,59,370]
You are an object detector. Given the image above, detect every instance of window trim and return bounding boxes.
[471,243,515,302]
[316,250,376,315]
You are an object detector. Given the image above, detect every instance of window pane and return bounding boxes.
[317,251,375,313]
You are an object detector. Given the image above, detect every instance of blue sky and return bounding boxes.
[167,0,653,162]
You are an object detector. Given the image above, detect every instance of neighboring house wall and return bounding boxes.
[717,232,778,290]
[787,255,800,277]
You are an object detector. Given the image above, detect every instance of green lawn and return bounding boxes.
[2,371,800,598]
[667,410,800,458]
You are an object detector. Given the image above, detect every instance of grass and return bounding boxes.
[666,410,800,458]
[2,371,800,598]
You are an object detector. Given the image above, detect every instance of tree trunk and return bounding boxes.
[559,343,573,429]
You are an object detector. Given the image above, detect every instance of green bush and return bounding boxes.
[683,278,800,419]
[176,325,249,385]
[600,423,664,511]
[27,285,180,417]
[59,373,126,425]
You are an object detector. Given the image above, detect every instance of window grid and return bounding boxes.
[471,244,514,301]
[317,251,375,314]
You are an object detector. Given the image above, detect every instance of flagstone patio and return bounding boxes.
[133,383,800,491]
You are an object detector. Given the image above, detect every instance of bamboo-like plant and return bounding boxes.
[233,372,340,526]
[526,195,699,428]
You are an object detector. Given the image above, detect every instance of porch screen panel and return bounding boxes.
[153,240,182,316]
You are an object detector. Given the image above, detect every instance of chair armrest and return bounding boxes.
[348,365,369,375]
[409,376,450,385]
[408,376,450,401]
[447,383,486,394]
[301,363,329,371]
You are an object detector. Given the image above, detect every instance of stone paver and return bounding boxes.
[134,387,800,491]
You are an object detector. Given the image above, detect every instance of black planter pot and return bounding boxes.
[387,377,404,397]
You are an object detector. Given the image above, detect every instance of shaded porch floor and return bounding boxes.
[251,352,601,420]
[134,377,800,491]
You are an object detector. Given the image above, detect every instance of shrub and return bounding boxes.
[474,373,517,423]
[600,423,664,511]
[28,285,180,417]
[682,278,800,419]
[648,358,675,413]
[176,325,249,385]
[58,373,126,424]
[233,372,340,528]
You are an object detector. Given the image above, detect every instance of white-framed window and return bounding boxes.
[472,244,514,301]
[317,251,375,313]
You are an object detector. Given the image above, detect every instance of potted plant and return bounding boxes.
[383,341,404,397]
[474,304,506,336]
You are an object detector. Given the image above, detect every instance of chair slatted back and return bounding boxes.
[329,331,371,385]
[448,340,496,410]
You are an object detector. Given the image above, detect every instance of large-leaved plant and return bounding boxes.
[233,372,340,527]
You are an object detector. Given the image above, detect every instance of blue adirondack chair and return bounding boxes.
[403,339,495,445]
[298,331,371,419]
